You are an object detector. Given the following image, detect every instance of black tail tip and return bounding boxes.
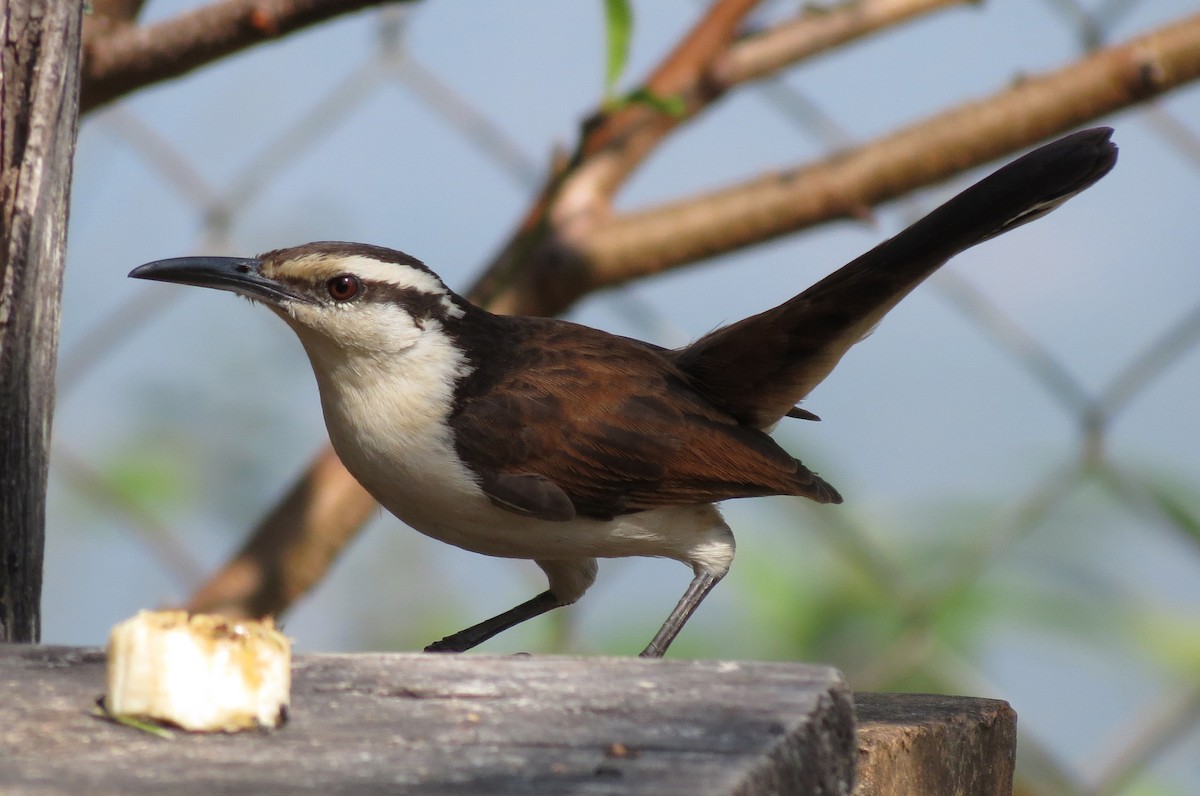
[1051,126,1119,179]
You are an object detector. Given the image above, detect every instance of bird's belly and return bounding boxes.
[322,399,731,567]
[333,431,723,564]
[372,473,713,564]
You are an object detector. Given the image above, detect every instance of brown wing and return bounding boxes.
[448,316,840,522]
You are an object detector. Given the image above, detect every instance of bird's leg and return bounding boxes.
[424,590,562,653]
[640,569,723,658]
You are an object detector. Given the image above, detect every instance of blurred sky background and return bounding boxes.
[45,0,1200,791]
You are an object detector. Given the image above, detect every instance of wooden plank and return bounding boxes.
[854,692,1017,796]
[0,646,856,795]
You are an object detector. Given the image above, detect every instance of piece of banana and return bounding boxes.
[105,610,291,732]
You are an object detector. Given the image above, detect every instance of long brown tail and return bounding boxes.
[674,127,1119,428]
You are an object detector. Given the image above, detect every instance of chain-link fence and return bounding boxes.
[50,1,1200,793]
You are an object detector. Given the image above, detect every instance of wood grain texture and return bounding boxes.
[0,0,83,642]
[0,646,856,795]
[854,692,1017,796]
[1,646,1017,793]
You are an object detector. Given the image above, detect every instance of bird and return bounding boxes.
[130,127,1117,658]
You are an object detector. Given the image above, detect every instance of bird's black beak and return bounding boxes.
[128,256,312,304]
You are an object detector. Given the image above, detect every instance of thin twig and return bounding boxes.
[717,0,968,87]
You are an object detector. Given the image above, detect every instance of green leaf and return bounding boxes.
[106,444,190,508]
[602,0,633,99]
[1125,607,1200,676]
[622,87,688,117]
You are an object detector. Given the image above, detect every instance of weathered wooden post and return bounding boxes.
[0,0,83,644]
[1,646,1015,794]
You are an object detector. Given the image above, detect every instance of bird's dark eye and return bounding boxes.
[326,274,360,302]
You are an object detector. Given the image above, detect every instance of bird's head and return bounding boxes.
[130,242,468,359]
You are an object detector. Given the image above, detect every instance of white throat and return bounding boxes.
[294,319,485,527]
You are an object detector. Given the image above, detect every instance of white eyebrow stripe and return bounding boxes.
[285,254,450,295]
[270,252,466,320]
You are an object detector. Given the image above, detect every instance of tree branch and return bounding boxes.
[717,0,968,87]
[470,0,968,314]
[467,0,765,311]
[487,10,1200,316]
[185,447,376,617]
[81,0,413,113]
